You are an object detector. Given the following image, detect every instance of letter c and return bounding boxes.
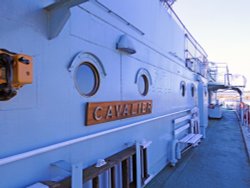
[94,106,103,120]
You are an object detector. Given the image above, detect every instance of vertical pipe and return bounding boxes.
[198,82,207,139]
[240,95,244,125]
[171,140,178,165]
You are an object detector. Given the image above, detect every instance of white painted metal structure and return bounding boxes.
[0,0,209,187]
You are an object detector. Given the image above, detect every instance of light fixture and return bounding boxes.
[116,35,136,54]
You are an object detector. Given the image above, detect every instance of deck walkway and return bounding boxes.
[146,110,250,188]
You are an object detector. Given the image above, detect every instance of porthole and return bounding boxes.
[75,62,100,97]
[191,84,196,97]
[180,81,186,97]
[138,74,149,96]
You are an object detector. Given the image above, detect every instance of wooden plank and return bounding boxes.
[173,114,191,125]
[41,178,71,188]
[174,123,190,135]
[86,100,152,125]
[122,159,130,188]
[187,134,202,144]
[179,134,195,143]
[83,146,136,182]
[43,146,136,187]
[179,134,202,144]
[42,179,71,188]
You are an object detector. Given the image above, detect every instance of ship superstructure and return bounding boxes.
[0,1,246,188]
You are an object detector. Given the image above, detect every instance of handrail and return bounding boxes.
[238,102,250,130]
[0,109,190,166]
[160,0,208,59]
[185,34,207,61]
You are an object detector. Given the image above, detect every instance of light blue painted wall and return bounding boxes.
[0,1,204,187]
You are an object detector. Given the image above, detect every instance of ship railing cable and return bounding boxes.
[208,62,247,87]
[207,62,230,85]
[0,109,190,166]
[185,34,207,63]
[160,0,208,62]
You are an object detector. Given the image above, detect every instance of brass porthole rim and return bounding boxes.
[74,61,100,97]
[180,81,186,97]
[192,84,196,97]
[138,74,149,96]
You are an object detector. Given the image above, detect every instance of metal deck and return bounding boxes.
[146,110,250,188]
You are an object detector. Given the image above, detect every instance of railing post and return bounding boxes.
[240,98,244,125]
[72,163,83,188]
[241,108,244,125]
[136,142,142,188]
[245,107,248,127]
[247,106,250,133]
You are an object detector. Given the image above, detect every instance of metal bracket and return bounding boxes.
[51,160,83,187]
[140,139,152,149]
[51,160,72,173]
[44,0,89,39]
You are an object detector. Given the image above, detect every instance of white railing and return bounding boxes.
[160,0,208,62]
[237,102,250,133]
[208,62,246,87]
[0,109,190,166]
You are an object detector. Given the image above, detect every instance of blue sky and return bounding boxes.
[173,0,250,89]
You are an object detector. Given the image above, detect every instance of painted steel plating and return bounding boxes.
[86,100,152,125]
[0,0,213,187]
[0,109,190,166]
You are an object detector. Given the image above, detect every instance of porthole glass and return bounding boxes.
[138,74,149,96]
[191,84,196,97]
[180,81,186,97]
[75,62,99,97]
